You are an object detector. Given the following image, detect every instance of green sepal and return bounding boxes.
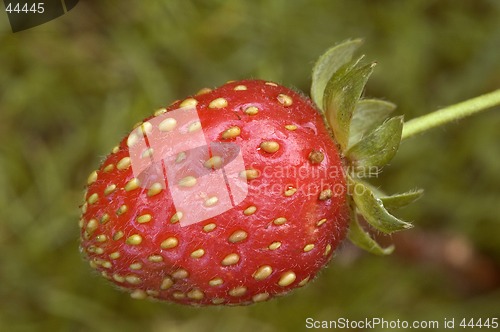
[323,59,376,151]
[347,174,413,234]
[311,39,363,110]
[347,201,395,255]
[348,99,397,148]
[380,189,424,213]
[345,116,404,173]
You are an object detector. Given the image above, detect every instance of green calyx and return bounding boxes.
[312,39,500,254]
[311,39,422,255]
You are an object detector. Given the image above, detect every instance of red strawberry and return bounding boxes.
[80,79,350,305]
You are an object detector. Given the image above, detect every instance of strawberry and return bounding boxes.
[80,79,350,305]
[81,40,421,306]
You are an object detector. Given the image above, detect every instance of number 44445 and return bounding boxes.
[5,3,45,14]
[460,318,499,329]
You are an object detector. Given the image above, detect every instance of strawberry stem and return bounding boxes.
[401,89,500,140]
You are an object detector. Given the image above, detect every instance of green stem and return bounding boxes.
[401,89,500,140]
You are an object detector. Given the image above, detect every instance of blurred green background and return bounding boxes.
[1,1,499,331]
